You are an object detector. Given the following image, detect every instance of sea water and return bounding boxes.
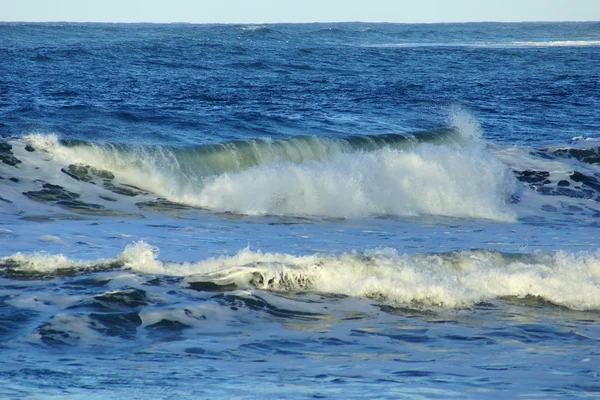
[0,22,599,398]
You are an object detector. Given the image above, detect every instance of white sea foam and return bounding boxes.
[191,145,515,220]
[0,241,158,274]
[22,133,181,199]
[3,251,83,272]
[164,246,600,311]
[239,25,272,32]
[189,112,514,220]
[368,40,600,49]
[19,112,516,221]
[4,241,600,311]
[511,40,600,47]
[188,110,513,220]
[16,118,600,225]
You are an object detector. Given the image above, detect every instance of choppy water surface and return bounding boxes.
[1,22,600,398]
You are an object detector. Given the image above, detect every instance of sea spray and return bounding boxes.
[20,124,516,220]
[3,242,600,311]
[192,140,516,220]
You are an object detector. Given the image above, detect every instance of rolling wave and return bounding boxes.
[2,241,599,311]
[4,123,519,220]
[193,143,515,219]
[4,119,598,221]
[28,127,464,177]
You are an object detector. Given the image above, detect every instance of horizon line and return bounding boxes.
[1,19,599,25]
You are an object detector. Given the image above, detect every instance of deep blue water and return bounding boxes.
[1,22,600,398]
[2,22,599,145]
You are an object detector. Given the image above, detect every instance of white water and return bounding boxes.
[370,40,600,49]
[191,111,514,219]
[4,240,600,311]
[18,112,517,220]
[193,144,515,219]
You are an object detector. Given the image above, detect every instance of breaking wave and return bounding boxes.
[193,143,515,219]
[2,241,600,311]
[9,113,516,220]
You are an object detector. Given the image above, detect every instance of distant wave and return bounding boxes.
[510,40,600,47]
[3,241,600,311]
[367,40,600,49]
[238,25,274,34]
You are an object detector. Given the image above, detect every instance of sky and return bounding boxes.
[1,0,599,24]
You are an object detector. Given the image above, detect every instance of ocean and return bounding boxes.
[1,21,599,398]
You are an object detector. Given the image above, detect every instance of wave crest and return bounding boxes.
[193,145,515,220]
[3,242,600,311]
[15,115,516,220]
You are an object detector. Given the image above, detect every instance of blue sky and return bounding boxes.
[1,0,599,23]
